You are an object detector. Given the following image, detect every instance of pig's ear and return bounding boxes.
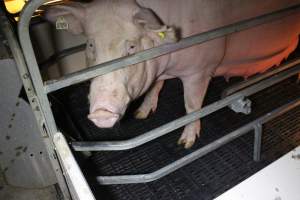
[133,8,178,44]
[44,2,86,35]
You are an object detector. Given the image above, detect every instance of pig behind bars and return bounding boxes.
[45,0,300,148]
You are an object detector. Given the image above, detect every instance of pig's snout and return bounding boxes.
[88,98,128,128]
[88,108,120,128]
[88,79,131,128]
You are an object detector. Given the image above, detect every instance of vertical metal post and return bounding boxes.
[16,1,97,198]
[18,0,57,135]
[0,9,72,199]
[253,123,262,162]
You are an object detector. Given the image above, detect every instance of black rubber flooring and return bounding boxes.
[51,73,300,200]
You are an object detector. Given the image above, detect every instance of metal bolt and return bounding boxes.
[23,73,29,79]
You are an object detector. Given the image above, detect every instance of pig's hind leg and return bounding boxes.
[178,73,211,149]
[134,80,164,119]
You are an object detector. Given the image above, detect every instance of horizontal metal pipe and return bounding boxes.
[72,96,238,151]
[97,125,253,185]
[72,62,300,151]
[44,4,300,93]
[221,58,300,98]
[96,98,300,185]
[40,44,86,70]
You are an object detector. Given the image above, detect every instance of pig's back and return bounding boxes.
[137,0,300,78]
[137,0,300,36]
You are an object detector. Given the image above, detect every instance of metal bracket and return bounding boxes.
[229,97,252,114]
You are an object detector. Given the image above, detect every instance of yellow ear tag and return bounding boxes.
[158,32,166,40]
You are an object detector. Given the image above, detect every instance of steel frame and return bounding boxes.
[0,3,94,200]
[0,10,71,199]
[72,60,300,151]
[16,0,300,190]
[96,98,300,185]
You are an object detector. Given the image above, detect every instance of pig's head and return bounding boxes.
[45,0,177,128]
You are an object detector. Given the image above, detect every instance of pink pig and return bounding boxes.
[46,0,300,148]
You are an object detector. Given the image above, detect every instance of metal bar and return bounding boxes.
[17,1,93,199]
[0,9,71,200]
[253,123,262,162]
[44,4,300,93]
[73,96,238,151]
[96,98,300,185]
[72,61,300,151]
[98,125,254,185]
[17,0,300,188]
[221,58,300,98]
[53,132,96,200]
[39,44,86,70]
[18,0,57,134]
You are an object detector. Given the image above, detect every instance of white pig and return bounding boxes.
[45,0,300,148]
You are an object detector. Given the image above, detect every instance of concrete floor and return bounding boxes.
[0,172,58,200]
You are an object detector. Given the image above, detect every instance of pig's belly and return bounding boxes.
[215,15,300,78]
[215,37,299,78]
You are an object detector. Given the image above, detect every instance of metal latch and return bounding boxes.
[229,97,252,114]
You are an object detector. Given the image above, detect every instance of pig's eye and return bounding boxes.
[86,39,96,62]
[87,39,95,49]
[126,40,138,55]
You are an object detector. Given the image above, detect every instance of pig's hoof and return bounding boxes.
[177,138,195,149]
[134,85,161,120]
[134,101,157,119]
[177,121,201,149]
[134,110,150,119]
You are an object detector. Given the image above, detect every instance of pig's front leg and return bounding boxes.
[178,74,211,148]
[134,80,164,119]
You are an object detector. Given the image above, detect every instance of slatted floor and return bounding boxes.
[52,72,300,200]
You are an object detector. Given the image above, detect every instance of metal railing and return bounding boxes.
[96,97,300,185]
[44,4,300,93]
[17,0,300,188]
[72,60,300,151]
[39,44,86,70]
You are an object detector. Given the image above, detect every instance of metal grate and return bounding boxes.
[53,76,300,200]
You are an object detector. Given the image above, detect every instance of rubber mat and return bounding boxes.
[52,73,300,200]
